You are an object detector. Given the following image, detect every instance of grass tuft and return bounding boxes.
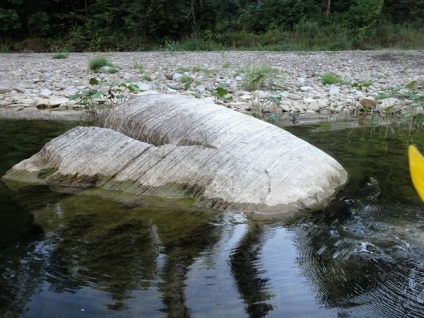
[240,64,279,91]
[321,73,345,85]
[53,51,69,59]
[89,56,116,72]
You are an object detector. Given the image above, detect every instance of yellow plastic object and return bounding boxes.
[409,145,424,201]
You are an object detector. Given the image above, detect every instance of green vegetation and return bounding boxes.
[179,75,194,90]
[132,63,145,73]
[345,80,424,128]
[0,0,422,52]
[176,66,190,72]
[321,73,345,85]
[222,62,231,69]
[89,56,117,73]
[241,64,282,91]
[69,78,140,121]
[142,74,152,82]
[179,75,193,84]
[89,56,110,71]
[52,51,69,59]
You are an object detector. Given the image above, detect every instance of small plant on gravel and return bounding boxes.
[353,81,424,129]
[351,81,372,90]
[142,74,152,81]
[89,56,117,72]
[222,61,231,68]
[321,73,345,85]
[374,85,401,100]
[179,74,193,83]
[52,51,69,59]
[179,75,194,90]
[240,64,281,91]
[132,63,145,73]
[397,81,424,124]
[201,68,212,76]
[192,66,202,72]
[211,86,233,104]
[69,78,140,122]
[176,66,190,72]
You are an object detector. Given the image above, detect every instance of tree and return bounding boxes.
[348,0,384,27]
[0,8,20,35]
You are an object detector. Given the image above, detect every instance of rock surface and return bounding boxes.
[3,94,348,214]
[0,51,422,122]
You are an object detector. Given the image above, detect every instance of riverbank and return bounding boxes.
[0,50,423,123]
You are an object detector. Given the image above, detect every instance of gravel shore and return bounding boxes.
[0,50,423,122]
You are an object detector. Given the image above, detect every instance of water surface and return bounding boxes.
[1,118,424,317]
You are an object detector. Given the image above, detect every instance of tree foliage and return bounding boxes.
[0,0,422,51]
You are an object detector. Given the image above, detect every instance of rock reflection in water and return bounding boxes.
[3,119,424,317]
[1,187,222,317]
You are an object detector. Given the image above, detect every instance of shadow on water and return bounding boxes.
[2,118,424,317]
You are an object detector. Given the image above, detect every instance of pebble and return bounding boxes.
[0,51,422,118]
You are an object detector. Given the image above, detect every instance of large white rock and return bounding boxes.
[3,94,348,214]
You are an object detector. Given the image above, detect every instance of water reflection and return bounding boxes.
[41,193,224,316]
[230,224,273,317]
[283,121,424,318]
[2,119,424,317]
[291,196,424,317]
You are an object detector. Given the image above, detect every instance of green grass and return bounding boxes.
[321,73,345,85]
[142,74,152,81]
[89,56,116,72]
[240,64,277,91]
[52,51,69,59]
[179,75,193,84]
[132,63,145,73]
[176,66,190,72]
[222,61,231,68]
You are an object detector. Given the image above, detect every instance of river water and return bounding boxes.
[0,118,423,318]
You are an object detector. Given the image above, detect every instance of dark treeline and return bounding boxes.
[0,0,423,51]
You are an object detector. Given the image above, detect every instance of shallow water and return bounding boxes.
[1,118,424,318]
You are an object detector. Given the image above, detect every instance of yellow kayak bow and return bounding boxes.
[409,145,424,201]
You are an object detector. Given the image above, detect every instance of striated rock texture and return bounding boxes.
[3,94,348,214]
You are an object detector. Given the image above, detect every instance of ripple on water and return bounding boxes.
[286,167,424,317]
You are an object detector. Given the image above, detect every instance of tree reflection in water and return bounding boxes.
[4,155,424,317]
[230,223,274,318]
[0,187,222,317]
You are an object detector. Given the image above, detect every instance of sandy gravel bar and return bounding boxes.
[0,50,423,122]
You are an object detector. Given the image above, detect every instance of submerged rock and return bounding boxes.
[3,94,348,214]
